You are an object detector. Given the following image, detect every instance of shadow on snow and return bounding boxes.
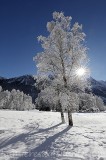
[0,122,71,160]
[17,125,71,160]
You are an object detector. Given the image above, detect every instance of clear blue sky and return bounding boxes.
[0,0,106,80]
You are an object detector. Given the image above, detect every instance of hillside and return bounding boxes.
[0,110,106,160]
[90,77,106,104]
[1,75,106,104]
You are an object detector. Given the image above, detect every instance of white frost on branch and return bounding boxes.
[34,12,90,122]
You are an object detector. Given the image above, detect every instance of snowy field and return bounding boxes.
[0,110,106,160]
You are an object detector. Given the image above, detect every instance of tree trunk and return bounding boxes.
[58,100,65,123]
[67,108,73,126]
[60,107,65,123]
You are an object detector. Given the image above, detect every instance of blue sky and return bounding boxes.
[0,0,106,80]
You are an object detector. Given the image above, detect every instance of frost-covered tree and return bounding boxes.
[0,86,2,92]
[0,89,34,110]
[0,92,7,109]
[79,93,98,112]
[78,93,105,112]
[95,96,105,111]
[23,94,34,110]
[34,12,90,126]
[0,90,11,109]
[35,87,58,111]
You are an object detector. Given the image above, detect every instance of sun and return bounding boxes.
[76,67,86,76]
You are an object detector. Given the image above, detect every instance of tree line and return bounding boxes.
[0,86,35,110]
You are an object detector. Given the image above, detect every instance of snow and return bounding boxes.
[0,110,106,160]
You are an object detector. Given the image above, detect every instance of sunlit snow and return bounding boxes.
[0,110,106,160]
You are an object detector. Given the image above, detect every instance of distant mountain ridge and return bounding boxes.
[89,77,106,104]
[0,76,5,80]
[0,75,106,104]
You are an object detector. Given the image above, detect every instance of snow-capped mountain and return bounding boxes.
[7,75,35,85]
[0,75,106,104]
[90,77,106,104]
[90,77,106,88]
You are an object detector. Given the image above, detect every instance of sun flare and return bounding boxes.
[76,67,86,76]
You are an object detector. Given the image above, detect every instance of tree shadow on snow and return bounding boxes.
[29,122,63,136]
[17,126,71,160]
[0,122,62,150]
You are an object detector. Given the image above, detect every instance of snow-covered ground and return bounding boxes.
[0,110,106,160]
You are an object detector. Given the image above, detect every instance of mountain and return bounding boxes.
[0,75,106,104]
[90,77,106,104]
[0,76,5,80]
